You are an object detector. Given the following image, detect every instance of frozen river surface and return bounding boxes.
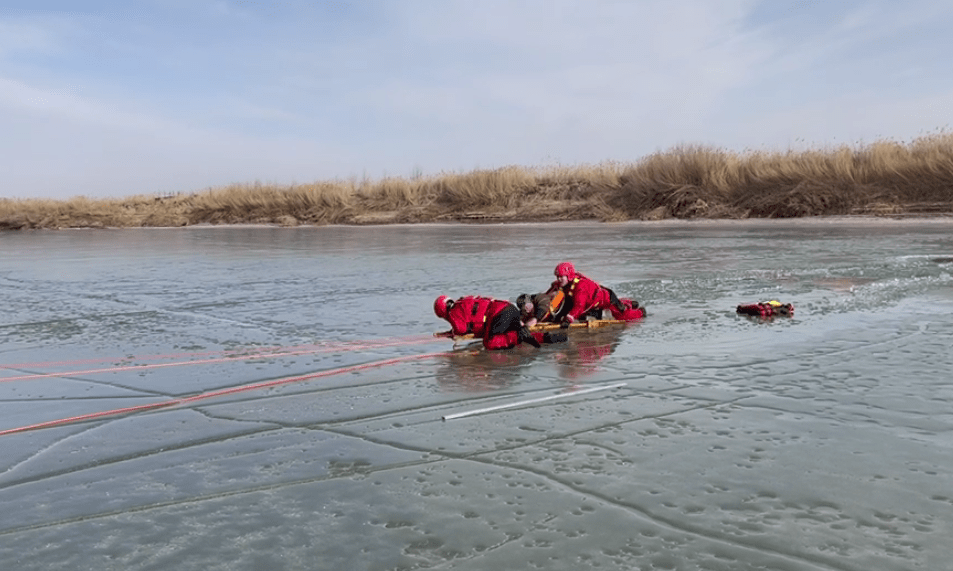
[1,219,952,570]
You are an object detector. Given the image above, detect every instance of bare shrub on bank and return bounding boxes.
[613,133,953,219]
[2,134,952,229]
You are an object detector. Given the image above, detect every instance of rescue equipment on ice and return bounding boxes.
[736,300,794,318]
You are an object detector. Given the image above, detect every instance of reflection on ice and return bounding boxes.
[552,326,628,381]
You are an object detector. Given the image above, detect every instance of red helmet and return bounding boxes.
[434,295,451,319]
[555,262,576,279]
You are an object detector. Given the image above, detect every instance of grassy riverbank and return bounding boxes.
[3,134,953,230]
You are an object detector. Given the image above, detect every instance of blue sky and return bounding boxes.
[2,0,952,199]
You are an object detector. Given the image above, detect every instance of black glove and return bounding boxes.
[518,326,541,348]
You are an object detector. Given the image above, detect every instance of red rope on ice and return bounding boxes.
[0,335,441,383]
[1,335,440,370]
[0,350,453,437]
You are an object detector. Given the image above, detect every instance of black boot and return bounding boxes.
[542,332,568,344]
[585,308,603,321]
[607,288,626,312]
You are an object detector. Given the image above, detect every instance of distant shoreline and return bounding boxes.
[16,214,953,232]
[4,203,951,232]
[4,135,952,230]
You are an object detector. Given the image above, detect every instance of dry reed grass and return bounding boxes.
[3,134,952,230]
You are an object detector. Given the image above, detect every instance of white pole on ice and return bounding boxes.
[441,382,628,421]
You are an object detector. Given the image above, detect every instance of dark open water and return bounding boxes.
[1,219,952,570]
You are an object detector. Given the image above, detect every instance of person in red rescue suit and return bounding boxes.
[548,262,646,323]
[434,295,567,350]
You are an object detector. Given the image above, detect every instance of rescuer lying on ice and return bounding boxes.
[434,295,567,350]
[547,261,646,323]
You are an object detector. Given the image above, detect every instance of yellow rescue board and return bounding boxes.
[434,319,626,341]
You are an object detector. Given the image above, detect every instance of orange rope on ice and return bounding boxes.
[0,350,453,437]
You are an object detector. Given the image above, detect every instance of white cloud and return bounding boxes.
[0,77,165,131]
[349,0,766,166]
[0,16,64,58]
[0,76,351,199]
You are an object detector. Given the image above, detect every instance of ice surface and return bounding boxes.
[1,220,951,570]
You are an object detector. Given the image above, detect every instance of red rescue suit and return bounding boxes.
[608,298,646,321]
[549,273,612,322]
[445,296,540,350]
[445,296,499,338]
[549,267,645,322]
